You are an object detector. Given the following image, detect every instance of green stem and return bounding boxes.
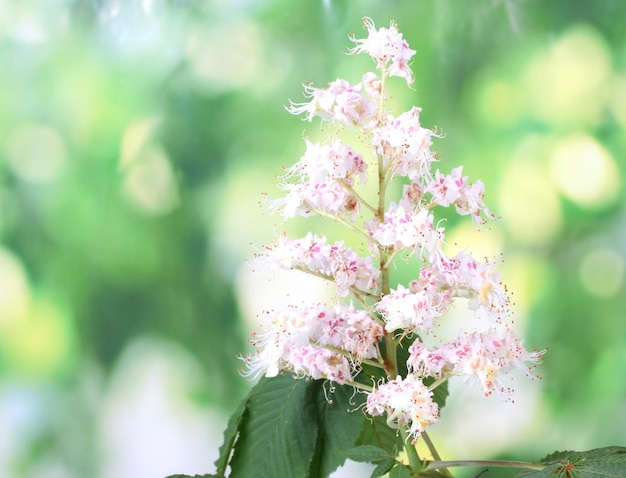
[342,380,374,392]
[337,178,377,215]
[384,329,398,378]
[374,72,399,380]
[292,268,377,299]
[379,220,397,377]
[382,246,400,270]
[376,70,396,377]
[421,432,454,477]
[349,286,379,300]
[293,266,334,283]
[424,459,546,472]
[381,159,395,192]
[319,343,386,370]
[315,209,374,243]
[377,70,387,118]
[359,357,387,369]
[401,428,422,473]
[427,375,449,392]
[349,292,387,332]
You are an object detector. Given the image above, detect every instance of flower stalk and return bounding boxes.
[424,459,546,472]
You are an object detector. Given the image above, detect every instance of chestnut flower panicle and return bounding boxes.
[243,17,544,444]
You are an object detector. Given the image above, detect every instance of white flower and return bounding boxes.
[425,166,495,225]
[271,140,368,220]
[408,327,545,399]
[372,107,438,181]
[241,303,383,384]
[258,233,379,297]
[377,284,435,332]
[286,74,379,127]
[369,202,444,258]
[366,374,439,442]
[348,17,416,84]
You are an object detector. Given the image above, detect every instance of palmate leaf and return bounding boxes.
[165,475,221,478]
[516,446,626,477]
[336,445,399,478]
[214,368,446,477]
[218,374,370,478]
[389,463,412,478]
[213,395,247,475]
[356,413,403,456]
[228,374,319,478]
[371,458,397,477]
[309,382,368,477]
[425,376,449,410]
[338,444,394,463]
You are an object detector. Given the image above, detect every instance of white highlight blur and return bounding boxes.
[98,339,226,478]
[549,135,620,208]
[579,248,625,297]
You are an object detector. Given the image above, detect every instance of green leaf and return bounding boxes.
[337,445,393,463]
[228,374,319,478]
[356,413,403,456]
[309,382,367,477]
[395,334,413,379]
[355,361,387,385]
[516,446,626,477]
[389,463,412,478]
[370,458,397,477]
[213,395,248,475]
[165,475,221,478]
[424,376,449,411]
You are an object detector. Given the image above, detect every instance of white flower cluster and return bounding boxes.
[271,139,368,220]
[366,374,439,441]
[243,303,383,384]
[257,232,379,297]
[287,73,381,127]
[244,17,543,442]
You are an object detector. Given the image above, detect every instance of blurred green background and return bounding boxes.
[0,1,624,477]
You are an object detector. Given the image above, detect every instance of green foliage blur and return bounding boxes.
[0,1,624,477]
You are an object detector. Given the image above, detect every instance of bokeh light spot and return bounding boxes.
[120,117,159,169]
[122,146,180,216]
[5,125,68,183]
[0,248,31,325]
[498,137,562,245]
[185,19,279,94]
[522,26,612,126]
[548,134,620,208]
[500,254,550,320]
[579,248,624,297]
[211,164,278,268]
[609,75,626,128]
[2,297,74,376]
[477,78,521,126]
[444,221,504,259]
